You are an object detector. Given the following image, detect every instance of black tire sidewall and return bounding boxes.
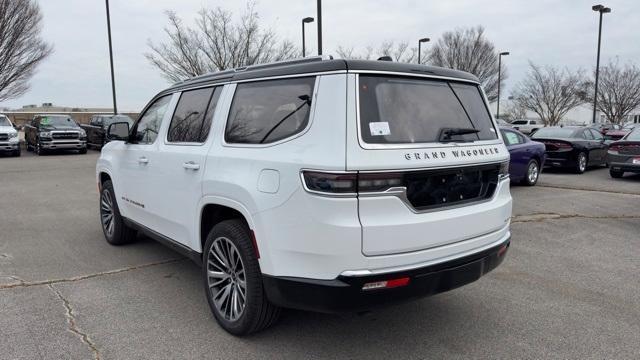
[576,152,587,174]
[202,220,265,336]
[100,180,131,245]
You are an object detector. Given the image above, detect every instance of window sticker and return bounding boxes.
[369,121,390,136]
[40,117,50,125]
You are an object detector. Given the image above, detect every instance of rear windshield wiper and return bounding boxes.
[438,127,480,142]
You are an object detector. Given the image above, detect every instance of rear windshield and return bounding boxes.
[626,128,640,141]
[531,128,576,139]
[359,76,497,144]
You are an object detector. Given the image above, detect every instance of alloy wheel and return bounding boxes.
[578,154,587,172]
[527,162,539,184]
[207,237,246,322]
[100,190,115,238]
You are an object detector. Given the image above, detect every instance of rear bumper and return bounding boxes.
[610,162,640,173]
[263,237,510,313]
[544,151,576,167]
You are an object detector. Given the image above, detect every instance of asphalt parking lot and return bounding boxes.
[1,150,639,359]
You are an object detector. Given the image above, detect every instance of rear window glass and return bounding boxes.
[359,76,497,144]
[626,128,640,140]
[511,120,528,125]
[225,77,315,144]
[531,128,576,139]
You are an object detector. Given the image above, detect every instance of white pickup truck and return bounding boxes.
[511,119,543,135]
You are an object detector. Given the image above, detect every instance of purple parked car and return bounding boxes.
[500,127,546,186]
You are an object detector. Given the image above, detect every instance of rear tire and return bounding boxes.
[574,152,587,174]
[100,180,137,245]
[522,159,540,186]
[609,169,624,178]
[203,219,280,335]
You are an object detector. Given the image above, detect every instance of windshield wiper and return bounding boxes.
[259,95,311,144]
[438,127,480,142]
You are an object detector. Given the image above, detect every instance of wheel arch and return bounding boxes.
[198,197,257,255]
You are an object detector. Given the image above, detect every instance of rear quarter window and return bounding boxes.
[358,75,497,144]
[225,77,315,144]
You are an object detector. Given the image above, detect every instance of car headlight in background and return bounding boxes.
[39,131,52,138]
[8,132,18,138]
[78,129,87,138]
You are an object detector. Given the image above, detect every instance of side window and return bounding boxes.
[502,130,521,145]
[530,120,537,125]
[134,95,172,144]
[590,129,604,140]
[583,129,594,140]
[167,87,221,143]
[225,77,316,144]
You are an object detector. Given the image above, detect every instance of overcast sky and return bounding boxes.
[1,0,637,111]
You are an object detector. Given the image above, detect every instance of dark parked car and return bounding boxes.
[500,127,546,185]
[608,127,640,178]
[595,123,620,135]
[24,114,87,155]
[531,126,608,174]
[80,114,133,149]
[605,123,637,141]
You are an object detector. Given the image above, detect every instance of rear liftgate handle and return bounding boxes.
[138,156,149,164]
[183,161,200,170]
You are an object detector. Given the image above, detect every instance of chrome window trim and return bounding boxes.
[354,73,501,150]
[221,75,322,149]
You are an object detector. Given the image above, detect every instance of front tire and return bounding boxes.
[203,219,280,335]
[522,159,540,186]
[79,147,87,154]
[574,152,587,174]
[100,180,137,245]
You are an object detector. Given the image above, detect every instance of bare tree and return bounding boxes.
[511,62,587,126]
[336,41,415,63]
[427,26,505,102]
[146,2,298,83]
[0,0,52,102]
[584,60,640,124]
[502,100,528,121]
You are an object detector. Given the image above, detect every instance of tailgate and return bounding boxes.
[346,73,511,256]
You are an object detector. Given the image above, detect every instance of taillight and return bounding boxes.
[362,277,410,291]
[302,171,358,194]
[609,144,623,154]
[499,161,509,179]
[357,172,403,192]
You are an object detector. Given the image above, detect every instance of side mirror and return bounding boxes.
[106,122,130,141]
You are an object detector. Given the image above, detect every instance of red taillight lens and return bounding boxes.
[609,144,623,153]
[302,171,357,194]
[302,171,403,195]
[357,172,403,192]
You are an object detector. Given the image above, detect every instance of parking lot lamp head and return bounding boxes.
[418,37,430,64]
[301,17,314,57]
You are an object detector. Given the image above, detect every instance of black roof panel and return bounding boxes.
[165,57,479,93]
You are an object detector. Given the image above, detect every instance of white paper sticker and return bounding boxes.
[369,122,390,136]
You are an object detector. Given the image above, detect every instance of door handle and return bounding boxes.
[183,161,200,170]
[138,157,149,164]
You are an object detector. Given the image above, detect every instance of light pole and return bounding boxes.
[496,51,509,119]
[302,17,314,57]
[592,4,611,124]
[105,0,117,114]
[418,38,430,64]
[317,0,322,55]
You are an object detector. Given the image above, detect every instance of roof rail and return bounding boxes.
[175,55,334,86]
[233,55,333,73]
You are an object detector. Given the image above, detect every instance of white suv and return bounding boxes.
[97,57,512,335]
